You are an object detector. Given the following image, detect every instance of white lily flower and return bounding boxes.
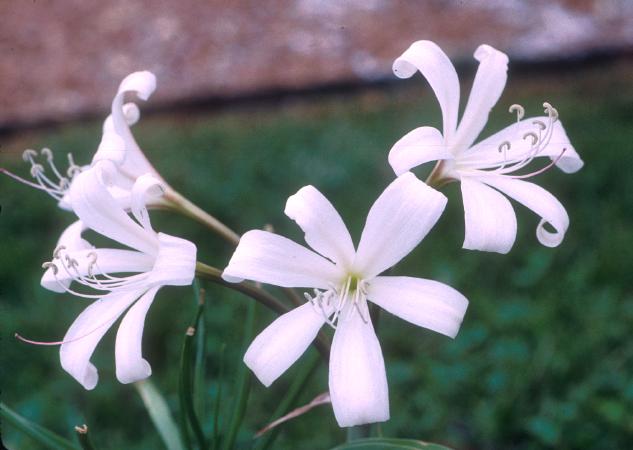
[389,40,584,254]
[2,71,164,210]
[30,165,196,390]
[222,173,468,427]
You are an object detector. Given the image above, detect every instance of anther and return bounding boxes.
[53,245,66,259]
[523,132,539,146]
[543,102,558,121]
[509,104,525,121]
[498,141,511,153]
[42,261,58,274]
[30,164,44,177]
[22,149,38,162]
[532,120,547,131]
[40,147,54,161]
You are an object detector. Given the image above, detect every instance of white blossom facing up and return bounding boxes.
[389,40,584,254]
[2,71,165,211]
[37,164,196,389]
[222,173,469,427]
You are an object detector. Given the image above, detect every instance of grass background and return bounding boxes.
[1,59,632,449]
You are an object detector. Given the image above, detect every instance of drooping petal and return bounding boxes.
[329,307,389,427]
[222,230,344,288]
[60,289,144,390]
[69,165,158,255]
[147,233,197,287]
[463,117,583,174]
[461,176,517,254]
[41,248,155,293]
[452,44,509,151]
[483,176,569,248]
[367,276,468,338]
[388,126,452,175]
[354,172,447,278]
[244,302,326,387]
[115,286,160,384]
[284,185,355,268]
[393,40,460,140]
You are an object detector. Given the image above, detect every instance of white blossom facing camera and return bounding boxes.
[2,71,166,210]
[19,164,196,390]
[388,41,584,254]
[222,173,468,427]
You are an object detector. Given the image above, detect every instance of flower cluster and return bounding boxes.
[6,40,582,428]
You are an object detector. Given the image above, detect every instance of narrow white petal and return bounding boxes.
[148,233,197,287]
[329,309,389,427]
[388,126,452,175]
[461,176,517,254]
[355,173,447,278]
[464,117,583,174]
[453,44,509,151]
[60,289,143,390]
[222,230,343,289]
[244,303,325,387]
[393,40,460,141]
[284,185,355,268]
[483,176,569,248]
[41,248,154,293]
[69,165,158,255]
[115,286,160,384]
[367,276,468,338]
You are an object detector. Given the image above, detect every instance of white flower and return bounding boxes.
[2,71,164,210]
[389,40,584,254]
[35,164,196,389]
[222,173,468,427]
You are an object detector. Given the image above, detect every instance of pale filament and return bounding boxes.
[43,246,150,299]
[1,148,82,201]
[305,276,369,329]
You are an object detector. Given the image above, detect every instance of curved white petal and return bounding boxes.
[367,276,468,338]
[388,126,452,175]
[461,176,517,254]
[329,308,389,427]
[483,176,569,248]
[92,71,158,179]
[222,230,344,288]
[393,40,460,140]
[115,286,160,384]
[69,165,158,255]
[131,174,165,232]
[453,44,509,151]
[244,302,326,387]
[148,233,197,287]
[284,185,355,268]
[60,289,144,390]
[41,248,154,293]
[464,117,583,174]
[355,172,447,278]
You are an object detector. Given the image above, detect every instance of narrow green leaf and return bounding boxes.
[0,402,78,450]
[194,286,207,420]
[254,350,321,450]
[211,343,226,450]
[221,300,256,450]
[179,297,208,450]
[134,380,185,450]
[74,425,97,450]
[330,437,453,450]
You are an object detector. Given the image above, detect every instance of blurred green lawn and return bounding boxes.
[1,60,632,449]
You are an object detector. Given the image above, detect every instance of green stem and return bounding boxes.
[195,262,331,360]
[164,188,240,246]
[346,425,372,442]
[74,426,97,450]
